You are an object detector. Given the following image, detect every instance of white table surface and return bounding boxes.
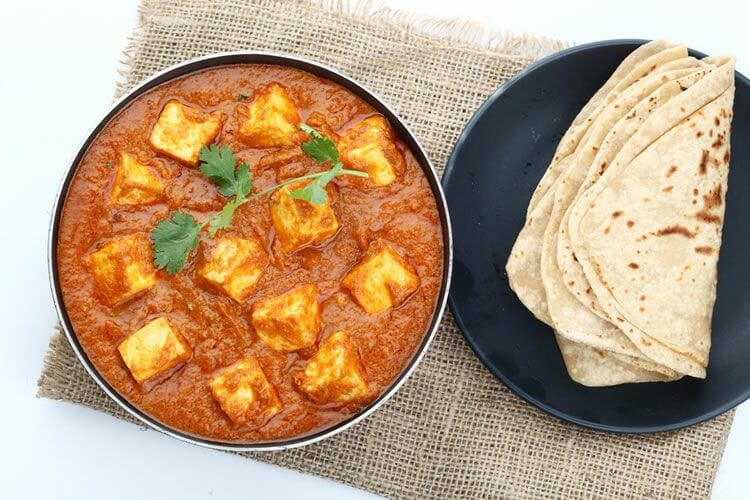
[2,0,748,498]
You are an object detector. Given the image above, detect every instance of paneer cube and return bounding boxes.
[210,356,282,425]
[339,116,406,186]
[294,331,370,404]
[118,317,192,384]
[110,152,164,205]
[270,180,339,253]
[149,100,225,165]
[238,83,301,148]
[342,241,420,314]
[251,284,320,352]
[87,233,158,305]
[198,236,268,302]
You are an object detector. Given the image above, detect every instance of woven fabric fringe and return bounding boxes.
[39,1,733,498]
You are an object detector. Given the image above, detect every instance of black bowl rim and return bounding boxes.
[48,51,453,450]
[442,38,750,433]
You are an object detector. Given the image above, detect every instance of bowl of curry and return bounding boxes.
[49,52,452,450]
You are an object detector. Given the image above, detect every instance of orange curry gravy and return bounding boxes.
[57,64,443,442]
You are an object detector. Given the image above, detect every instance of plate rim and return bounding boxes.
[442,38,750,433]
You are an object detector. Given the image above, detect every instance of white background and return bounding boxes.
[1,0,748,498]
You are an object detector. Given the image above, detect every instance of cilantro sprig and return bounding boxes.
[150,124,368,275]
[152,212,202,275]
[289,124,344,204]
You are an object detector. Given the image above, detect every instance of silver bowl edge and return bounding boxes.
[47,51,453,451]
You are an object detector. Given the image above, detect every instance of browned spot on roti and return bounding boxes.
[599,161,608,174]
[595,350,605,358]
[678,264,692,282]
[680,84,688,91]
[626,220,635,228]
[695,210,722,225]
[721,108,728,118]
[661,185,673,193]
[656,225,696,238]
[641,338,652,346]
[702,184,722,209]
[592,146,598,152]
[680,106,686,112]
[693,188,699,196]
[712,133,724,149]
[572,253,578,263]
[612,210,623,218]
[603,226,610,235]
[724,151,730,164]
[709,129,714,138]
[639,307,645,312]
[586,287,592,294]
[695,246,715,255]
[714,116,720,126]
[643,197,651,203]
[666,165,678,177]
[640,295,646,301]
[696,130,703,138]
[616,316,624,322]
[699,149,709,175]
[628,262,639,269]
[568,281,575,287]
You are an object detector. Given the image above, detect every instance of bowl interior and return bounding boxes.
[50,52,452,450]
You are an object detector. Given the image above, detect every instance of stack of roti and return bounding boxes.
[506,40,736,386]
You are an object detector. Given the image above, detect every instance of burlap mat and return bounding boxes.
[38,1,734,498]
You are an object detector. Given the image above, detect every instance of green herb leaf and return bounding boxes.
[208,197,246,237]
[289,162,343,204]
[299,124,339,164]
[235,163,252,199]
[103,161,112,169]
[199,144,252,198]
[151,211,202,275]
[289,180,328,204]
[238,93,249,101]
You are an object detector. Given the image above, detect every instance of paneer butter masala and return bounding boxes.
[57,64,443,442]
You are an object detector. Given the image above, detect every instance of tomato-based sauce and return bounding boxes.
[57,64,443,442]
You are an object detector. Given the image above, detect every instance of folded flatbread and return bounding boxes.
[567,57,735,378]
[506,40,735,386]
[508,41,689,326]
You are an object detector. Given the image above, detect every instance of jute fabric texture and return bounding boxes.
[38,1,733,498]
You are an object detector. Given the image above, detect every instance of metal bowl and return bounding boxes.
[48,52,453,451]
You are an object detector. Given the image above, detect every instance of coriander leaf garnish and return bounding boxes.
[150,123,368,274]
[199,144,252,198]
[299,123,340,164]
[290,125,364,203]
[151,211,203,275]
[238,93,249,101]
[289,161,344,204]
[208,197,245,237]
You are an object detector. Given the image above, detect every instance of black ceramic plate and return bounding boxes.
[442,39,750,432]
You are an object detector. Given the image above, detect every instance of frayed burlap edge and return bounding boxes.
[39,1,735,498]
[114,0,570,98]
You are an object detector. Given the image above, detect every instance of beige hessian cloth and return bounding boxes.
[38,1,734,498]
